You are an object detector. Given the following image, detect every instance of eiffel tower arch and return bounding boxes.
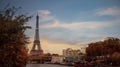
[30,14,43,55]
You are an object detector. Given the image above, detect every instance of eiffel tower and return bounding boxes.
[30,14,43,55]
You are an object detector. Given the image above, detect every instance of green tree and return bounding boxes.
[0,6,31,67]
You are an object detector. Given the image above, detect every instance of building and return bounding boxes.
[51,55,65,64]
[63,48,81,57]
[63,48,85,63]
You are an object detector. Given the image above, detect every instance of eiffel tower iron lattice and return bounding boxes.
[30,14,43,55]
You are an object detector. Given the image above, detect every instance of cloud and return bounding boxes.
[96,7,120,16]
[41,20,113,30]
[38,10,51,15]
[37,10,55,22]
[37,9,120,31]
[40,15,54,22]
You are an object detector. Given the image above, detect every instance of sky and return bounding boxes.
[0,0,120,54]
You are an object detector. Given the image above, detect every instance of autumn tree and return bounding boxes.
[0,6,31,46]
[0,6,31,67]
[86,41,104,56]
[110,52,120,64]
[86,37,120,57]
[103,37,120,54]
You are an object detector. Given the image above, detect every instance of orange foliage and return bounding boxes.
[0,44,29,67]
[86,37,120,56]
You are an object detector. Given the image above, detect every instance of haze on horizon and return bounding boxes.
[0,0,120,54]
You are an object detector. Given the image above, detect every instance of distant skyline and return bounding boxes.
[0,0,120,54]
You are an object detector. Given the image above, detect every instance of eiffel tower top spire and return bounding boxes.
[30,14,43,55]
[35,14,39,41]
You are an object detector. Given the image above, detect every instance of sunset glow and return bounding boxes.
[28,39,85,55]
[1,0,120,55]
